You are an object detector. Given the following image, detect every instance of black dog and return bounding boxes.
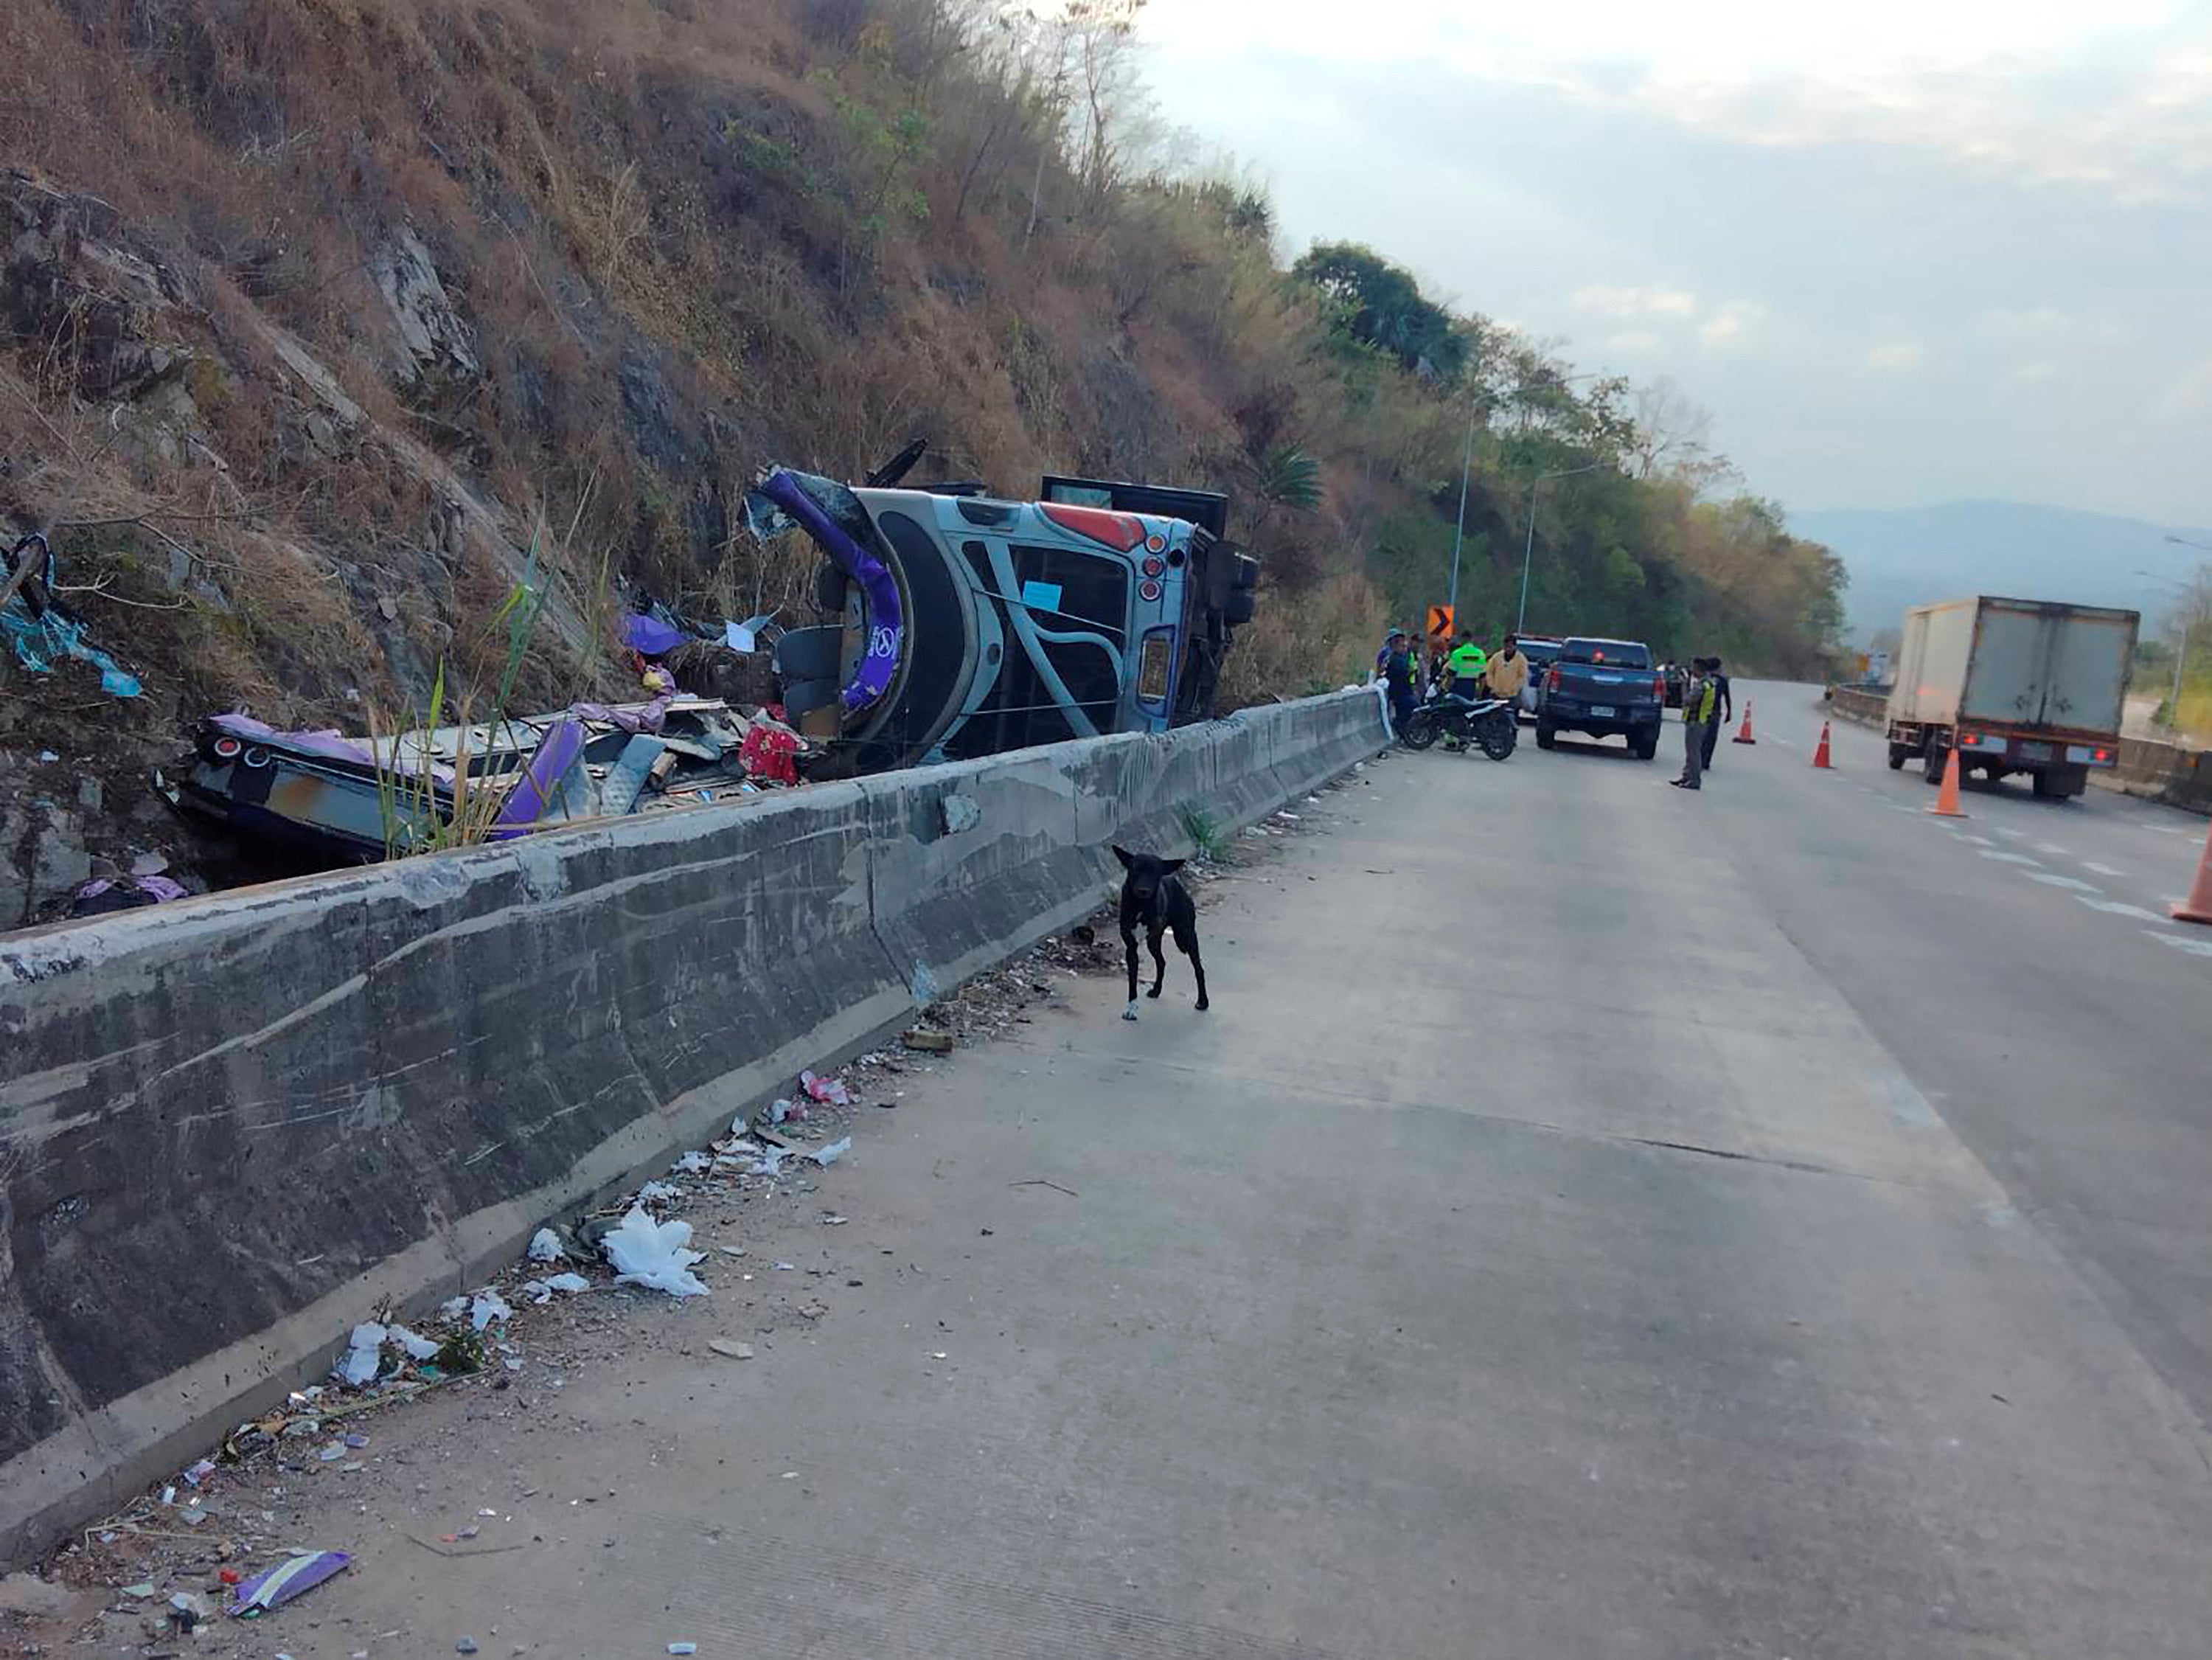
[1113,845,1208,1021]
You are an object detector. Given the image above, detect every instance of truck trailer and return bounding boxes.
[1884,596,2138,800]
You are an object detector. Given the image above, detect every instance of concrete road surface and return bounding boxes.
[111,686,2212,1659]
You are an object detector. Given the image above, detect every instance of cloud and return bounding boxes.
[1976,307,2129,343]
[1600,330,1666,355]
[1572,285,1697,318]
[2011,361,2061,384]
[2154,356,2212,420]
[1147,3,2212,203]
[1698,301,1766,350]
[1867,343,1924,371]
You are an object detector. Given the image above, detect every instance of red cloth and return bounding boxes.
[739,723,800,785]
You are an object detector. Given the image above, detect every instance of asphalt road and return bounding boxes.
[146,690,2212,1659]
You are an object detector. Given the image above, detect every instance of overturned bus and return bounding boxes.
[747,446,1260,771]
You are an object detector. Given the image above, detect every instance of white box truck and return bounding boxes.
[1884,597,2138,800]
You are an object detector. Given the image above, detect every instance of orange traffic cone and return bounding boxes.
[1811,721,1834,769]
[1927,742,1967,818]
[2174,819,2212,924]
[1732,701,1756,745]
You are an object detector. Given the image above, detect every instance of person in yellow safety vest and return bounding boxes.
[1672,658,1717,790]
[1483,633,1529,703]
[1446,634,1488,698]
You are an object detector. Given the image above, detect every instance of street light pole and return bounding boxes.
[2141,546,2208,726]
[1445,411,1476,620]
[1517,463,1603,634]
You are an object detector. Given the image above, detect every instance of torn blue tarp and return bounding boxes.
[622,611,691,657]
[745,468,902,714]
[4,533,142,698]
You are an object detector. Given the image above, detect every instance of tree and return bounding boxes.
[1627,376,1736,494]
[1290,242,1466,381]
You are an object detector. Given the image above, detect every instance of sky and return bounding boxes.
[1135,0,2212,530]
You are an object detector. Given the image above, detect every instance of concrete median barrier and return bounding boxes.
[0,688,1385,1563]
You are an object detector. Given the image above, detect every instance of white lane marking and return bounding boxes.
[1958,834,1996,846]
[2032,842,2070,856]
[1994,827,2029,841]
[2149,930,2212,959]
[2081,861,2128,878]
[2026,873,2101,893]
[1980,850,2042,865]
[2078,897,2166,922]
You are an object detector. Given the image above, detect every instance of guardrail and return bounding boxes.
[0,688,1388,1563]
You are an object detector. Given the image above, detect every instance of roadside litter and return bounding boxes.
[3,532,142,698]
[521,1273,590,1304]
[526,1228,566,1262]
[799,1069,849,1105]
[229,1550,350,1616]
[600,1206,710,1298]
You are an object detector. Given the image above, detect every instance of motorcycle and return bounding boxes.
[1399,690,1517,760]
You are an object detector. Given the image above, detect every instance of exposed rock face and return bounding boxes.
[369,226,480,392]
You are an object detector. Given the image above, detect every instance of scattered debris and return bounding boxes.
[1011,1179,1079,1198]
[68,873,187,916]
[669,1645,700,1656]
[706,1339,754,1361]
[470,1290,514,1332]
[526,1228,567,1263]
[161,695,818,868]
[521,1272,591,1304]
[809,1137,852,1168]
[3,532,142,698]
[231,1551,352,1616]
[338,1323,389,1386]
[600,1206,710,1298]
[901,1027,954,1054]
[799,1069,850,1106]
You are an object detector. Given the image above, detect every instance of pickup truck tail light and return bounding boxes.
[1652,672,1666,704]
[1545,667,1561,693]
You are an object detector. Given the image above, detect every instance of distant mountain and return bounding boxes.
[1787,501,2212,639]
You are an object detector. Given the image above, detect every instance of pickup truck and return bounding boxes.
[1535,637,1665,759]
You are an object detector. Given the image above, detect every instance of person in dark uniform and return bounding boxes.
[1700,656,1733,772]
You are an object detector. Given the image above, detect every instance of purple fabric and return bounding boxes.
[757,470,902,712]
[622,612,690,657]
[568,695,673,735]
[490,715,586,836]
[137,875,187,901]
[229,1550,352,1615]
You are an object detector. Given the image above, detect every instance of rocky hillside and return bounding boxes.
[0,0,1845,926]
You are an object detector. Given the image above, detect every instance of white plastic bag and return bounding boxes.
[599,1205,710,1298]
[338,1323,386,1386]
[470,1290,514,1331]
[526,1228,566,1263]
